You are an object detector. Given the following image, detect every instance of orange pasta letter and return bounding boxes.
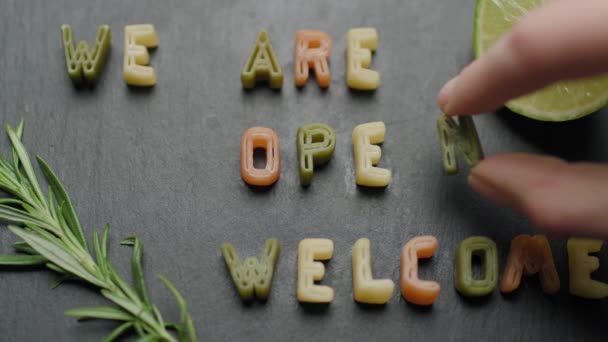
[400,236,440,305]
[294,30,332,88]
[240,127,280,186]
[500,235,560,294]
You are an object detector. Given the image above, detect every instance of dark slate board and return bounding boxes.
[1,0,608,341]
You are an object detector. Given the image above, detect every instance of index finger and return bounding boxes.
[438,0,608,116]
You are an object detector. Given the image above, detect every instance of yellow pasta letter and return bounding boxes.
[568,238,608,299]
[297,239,334,303]
[353,121,391,187]
[352,238,395,304]
[346,28,379,90]
[124,24,158,86]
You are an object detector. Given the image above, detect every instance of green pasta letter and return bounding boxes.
[437,115,484,174]
[61,24,111,84]
[454,236,498,297]
[241,30,283,89]
[297,123,336,186]
[221,239,280,301]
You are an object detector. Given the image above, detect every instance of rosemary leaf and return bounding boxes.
[12,241,38,255]
[0,204,56,231]
[158,275,197,342]
[65,306,133,321]
[0,254,46,266]
[51,274,72,289]
[121,236,151,306]
[5,125,45,206]
[100,289,160,334]
[0,156,20,188]
[46,262,67,275]
[0,198,24,206]
[37,156,88,251]
[106,262,145,307]
[23,223,66,247]
[20,202,59,232]
[101,224,110,258]
[134,321,146,336]
[11,119,24,169]
[93,230,109,277]
[47,186,58,221]
[0,154,14,169]
[56,202,87,254]
[151,305,165,329]
[9,226,108,288]
[0,172,19,193]
[102,321,134,342]
[14,118,24,140]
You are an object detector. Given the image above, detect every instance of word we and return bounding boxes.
[61,24,158,86]
[241,28,380,90]
[222,236,608,306]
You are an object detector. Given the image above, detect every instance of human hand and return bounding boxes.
[436,0,608,238]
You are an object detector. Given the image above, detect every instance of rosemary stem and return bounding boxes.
[0,120,196,341]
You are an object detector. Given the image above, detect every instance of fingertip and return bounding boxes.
[468,161,515,209]
[472,152,559,176]
[467,171,486,198]
[468,153,564,203]
[468,153,608,238]
[468,154,507,181]
[467,153,556,211]
[437,77,458,115]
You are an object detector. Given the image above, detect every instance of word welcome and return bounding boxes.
[222,236,608,305]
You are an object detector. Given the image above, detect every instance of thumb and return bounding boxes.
[468,153,608,239]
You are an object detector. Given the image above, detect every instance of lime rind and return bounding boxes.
[474,0,608,121]
[505,83,608,122]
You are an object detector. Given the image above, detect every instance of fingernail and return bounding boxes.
[438,77,458,114]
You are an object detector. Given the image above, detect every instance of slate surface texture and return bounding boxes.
[1,0,607,341]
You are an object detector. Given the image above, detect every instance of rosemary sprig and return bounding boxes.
[0,120,196,342]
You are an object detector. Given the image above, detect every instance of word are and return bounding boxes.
[222,236,608,306]
[61,24,158,87]
[241,28,379,90]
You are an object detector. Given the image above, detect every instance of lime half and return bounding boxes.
[474,0,608,121]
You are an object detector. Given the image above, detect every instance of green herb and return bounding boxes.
[0,120,196,342]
